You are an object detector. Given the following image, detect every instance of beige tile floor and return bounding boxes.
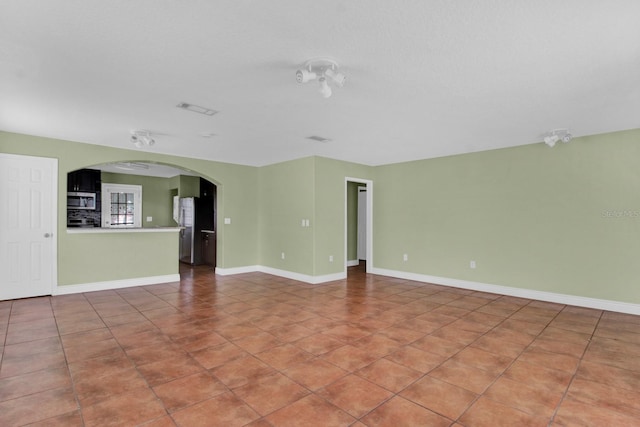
[1,263,640,426]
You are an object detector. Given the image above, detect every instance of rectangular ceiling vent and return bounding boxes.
[114,162,149,171]
[176,102,218,116]
[307,135,331,143]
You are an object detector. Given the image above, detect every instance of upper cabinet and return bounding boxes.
[198,177,216,231]
[199,177,215,200]
[68,169,101,192]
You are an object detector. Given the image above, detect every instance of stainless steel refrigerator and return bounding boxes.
[178,197,201,264]
[177,195,215,265]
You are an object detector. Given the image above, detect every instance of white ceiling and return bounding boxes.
[1,1,639,167]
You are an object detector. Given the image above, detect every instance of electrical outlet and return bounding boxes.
[224,218,231,224]
[470,260,476,269]
[329,255,334,262]
[281,252,285,260]
[146,216,152,222]
[403,254,408,262]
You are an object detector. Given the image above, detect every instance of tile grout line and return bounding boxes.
[4,266,639,426]
[51,295,86,427]
[547,308,605,426]
[440,297,567,424]
[82,289,172,425]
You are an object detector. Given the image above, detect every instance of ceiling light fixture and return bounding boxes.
[543,129,572,147]
[318,76,332,98]
[130,130,155,148]
[296,58,346,98]
[176,102,218,116]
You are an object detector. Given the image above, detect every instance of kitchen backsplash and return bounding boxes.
[67,193,101,227]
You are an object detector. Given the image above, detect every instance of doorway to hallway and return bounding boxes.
[345,177,373,275]
[357,186,367,263]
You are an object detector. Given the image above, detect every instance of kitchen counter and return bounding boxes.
[66,227,183,234]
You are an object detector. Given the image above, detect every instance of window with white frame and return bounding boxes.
[101,183,142,228]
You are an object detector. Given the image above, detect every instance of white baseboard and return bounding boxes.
[347,259,360,267]
[215,265,261,276]
[54,274,180,296]
[371,267,640,316]
[216,265,346,284]
[257,266,346,284]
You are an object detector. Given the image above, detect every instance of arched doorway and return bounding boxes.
[66,162,218,270]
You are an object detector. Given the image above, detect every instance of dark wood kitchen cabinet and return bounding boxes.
[198,177,217,269]
[199,177,215,201]
[68,169,101,192]
[201,231,216,267]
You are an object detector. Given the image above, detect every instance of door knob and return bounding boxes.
[44,233,52,238]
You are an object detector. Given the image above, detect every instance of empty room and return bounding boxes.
[1,1,640,426]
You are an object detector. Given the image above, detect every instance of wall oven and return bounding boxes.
[67,192,96,210]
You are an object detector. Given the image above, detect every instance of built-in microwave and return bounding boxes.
[67,192,96,210]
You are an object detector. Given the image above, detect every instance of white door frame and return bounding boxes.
[357,186,367,261]
[0,153,58,299]
[345,177,373,273]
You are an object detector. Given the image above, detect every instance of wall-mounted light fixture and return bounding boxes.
[543,129,572,147]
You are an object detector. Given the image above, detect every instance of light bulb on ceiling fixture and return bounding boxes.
[318,76,332,98]
[543,129,572,147]
[296,69,317,83]
[325,68,346,87]
[131,130,155,148]
[544,134,559,147]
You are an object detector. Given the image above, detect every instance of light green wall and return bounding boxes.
[373,128,640,304]
[313,157,372,275]
[257,156,372,276]
[0,131,258,285]
[101,172,173,227]
[3,128,640,306]
[258,157,315,275]
[178,175,200,198]
[100,172,204,228]
[61,232,179,284]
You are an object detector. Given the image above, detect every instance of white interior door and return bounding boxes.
[357,187,367,260]
[0,153,57,300]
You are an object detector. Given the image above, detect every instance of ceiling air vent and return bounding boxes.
[307,135,331,143]
[114,162,150,171]
[176,102,218,116]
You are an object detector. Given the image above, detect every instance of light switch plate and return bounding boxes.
[224,218,231,224]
